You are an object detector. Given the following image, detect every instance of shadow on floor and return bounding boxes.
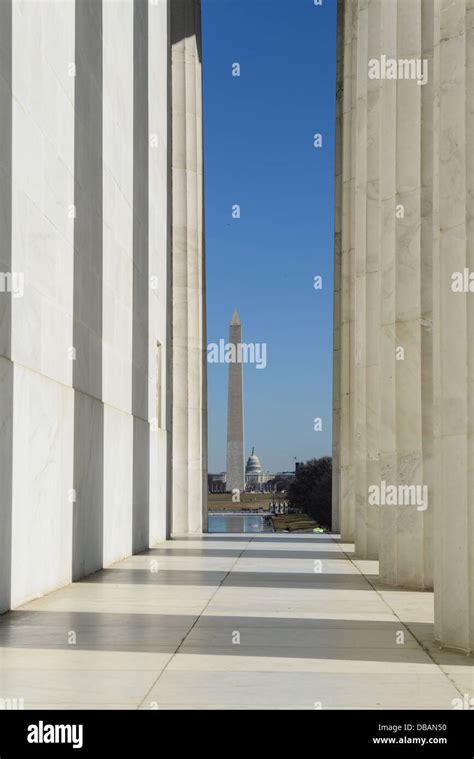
[80,567,373,590]
[144,548,353,560]
[0,609,442,662]
[180,535,338,544]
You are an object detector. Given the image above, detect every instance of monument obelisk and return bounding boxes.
[226,310,245,492]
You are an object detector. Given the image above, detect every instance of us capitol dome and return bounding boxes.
[245,447,273,491]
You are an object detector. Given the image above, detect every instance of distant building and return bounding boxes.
[208,473,226,493]
[266,470,296,493]
[210,452,295,494]
[245,447,274,491]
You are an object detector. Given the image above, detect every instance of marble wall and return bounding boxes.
[0,0,205,612]
[10,0,76,603]
[333,0,474,650]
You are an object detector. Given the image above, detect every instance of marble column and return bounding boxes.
[195,6,208,533]
[0,0,12,613]
[358,0,382,560]
[331,0,343,534]
[377,0,433,589]
[433,0,474,651]
[0,0,176,609]
[184,0,200,530]
[353,0,380,559]
[336,0,434,580]
[170,0,188,534]
[333,0,357,542]
[171,0,206,534]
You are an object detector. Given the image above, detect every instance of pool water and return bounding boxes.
[208,513,273,533]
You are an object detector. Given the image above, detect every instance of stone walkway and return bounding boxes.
[0,534,472,709]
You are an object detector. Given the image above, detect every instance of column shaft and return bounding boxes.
[434,0,474,650]
[378,0,433,588]
[338,0,358,542]
[332,0,344,534]
[171,0,206,534]
[353,0,380,558]
[171,1,189,534]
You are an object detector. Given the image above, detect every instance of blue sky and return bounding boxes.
[202,0,338,474]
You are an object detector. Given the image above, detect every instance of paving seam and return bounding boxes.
[334,535,466,699]
[136,535,253,709]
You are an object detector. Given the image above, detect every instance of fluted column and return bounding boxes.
[171,0,189,534]
[334,0,357,542]
[419,0,437,592]
[336,0,474,637]
[332,0,343,534]
[378,0,398,577]
[434,0,474,651]
[184,1,200,531]
[377,0,433,588]
[360,0,382,559]
[195,5,208,533]
[353,0,380,558]
[336,0,435,581]
[171,0,206,534]
[392,0,426,585]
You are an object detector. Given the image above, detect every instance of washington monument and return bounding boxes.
[226,310,245,492]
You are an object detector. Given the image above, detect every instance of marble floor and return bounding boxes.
[0,533,472,710]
